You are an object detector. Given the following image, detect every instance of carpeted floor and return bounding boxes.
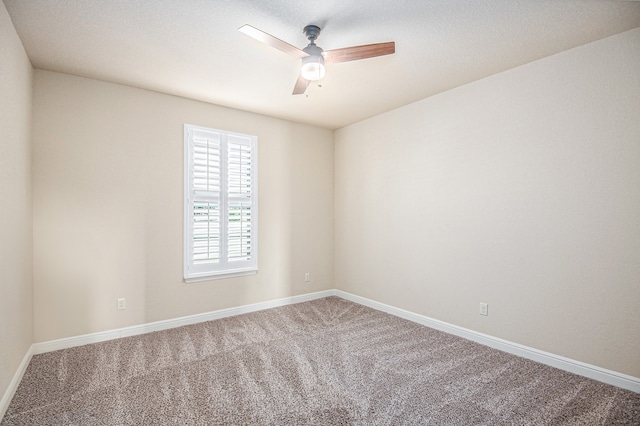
[2,296,639,425]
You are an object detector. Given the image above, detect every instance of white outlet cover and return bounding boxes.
[479,302,488,316]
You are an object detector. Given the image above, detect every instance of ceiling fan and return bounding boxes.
[239,24,395,95]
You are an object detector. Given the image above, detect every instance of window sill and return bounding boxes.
[184,269,257,283]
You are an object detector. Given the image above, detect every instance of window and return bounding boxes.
[184,124,258,282]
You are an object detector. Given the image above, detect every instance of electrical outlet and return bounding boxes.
[117,298,126,310]
[304,272,310,282]
[479,302,488,316]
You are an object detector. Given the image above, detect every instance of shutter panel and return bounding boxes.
[227,137,253,262]
[192,201,220,264]
[191,131,221,266]
[228,202,252,261]
[227,139,252,198]
[193,137,220,194]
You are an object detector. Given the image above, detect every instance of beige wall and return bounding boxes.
[32,70,334,342]
[0,3,33,401]
[335,28,640,377]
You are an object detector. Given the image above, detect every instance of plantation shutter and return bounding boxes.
[184,125,258,282]
[192,131,221,265]
[227,136,254,262]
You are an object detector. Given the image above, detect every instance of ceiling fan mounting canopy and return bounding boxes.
[303,25,322,44]
[238,23,395,95]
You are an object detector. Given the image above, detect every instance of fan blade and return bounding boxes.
[239,25,307,58]
[292,74,310,95]
[324,42,395,64]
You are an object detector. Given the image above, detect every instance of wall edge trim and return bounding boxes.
[334,290,640,393]
[8,286,637,416]
[30,290,337,355]
[0,344,34,421]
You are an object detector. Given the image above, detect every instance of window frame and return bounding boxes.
[183,124,258,283]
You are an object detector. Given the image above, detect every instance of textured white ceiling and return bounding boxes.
[4,0,640,129]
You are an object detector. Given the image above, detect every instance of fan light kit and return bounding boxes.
[239,24,395,95]
[300,56,325,81]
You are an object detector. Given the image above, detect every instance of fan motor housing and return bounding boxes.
[303,43,323,57]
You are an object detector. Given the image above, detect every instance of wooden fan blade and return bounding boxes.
[239,24,307,58]
[292,74,310,95]
[324,42,395,64]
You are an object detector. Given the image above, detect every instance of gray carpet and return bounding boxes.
[2,296,639,425]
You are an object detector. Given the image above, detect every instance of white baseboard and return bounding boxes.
[0,345,33,421]
[31,290,337,355]
[335,290,640,394]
